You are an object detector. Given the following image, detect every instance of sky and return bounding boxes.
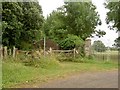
[38,0,118,47]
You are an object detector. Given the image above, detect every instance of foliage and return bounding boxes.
[3,55,117,88]
[113,37,120,49]
[23,54,60,68]
[105,1,120,31]
[64,2,104,39]
[59,34,84,50]
[92,40,106,52]
[105,1,120,49]
[2,2,44,49]
[44,10,67,43]
[44,2,105,49]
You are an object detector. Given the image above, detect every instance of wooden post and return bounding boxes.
[43,37,46,59]
[73,48,76,58]
[4,46,7,58]
[107,47,110,62]
[15,48,18,57]
[84,38,91,57]
[0,45,3,60]
[13,46,16,58]
[49,47,52,53]
[49,47,52,56]
[9,49,12,56]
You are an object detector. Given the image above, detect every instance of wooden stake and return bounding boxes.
[4,46,7,58]
[73,48,76,58]
[0,45,3,60]
[13,46,16,58]
[9,49,12,56]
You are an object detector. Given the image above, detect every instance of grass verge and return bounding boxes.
[2,57,118,88]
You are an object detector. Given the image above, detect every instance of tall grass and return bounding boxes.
[2,53,61,88]
[2,52,118,88]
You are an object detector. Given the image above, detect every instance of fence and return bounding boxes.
[51,48,78,57]
[48,48,79,60]
[93,51,119,62]
[0,45,18,59]
[0,45,79,60]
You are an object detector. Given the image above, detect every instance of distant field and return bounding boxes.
[94,50,118,55]
[93,50,119,62]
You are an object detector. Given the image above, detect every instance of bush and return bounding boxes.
[59,34,84,50]
[3,53,61,69]
[22,53,61,69]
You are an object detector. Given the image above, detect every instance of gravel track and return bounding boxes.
[39,70,118,88]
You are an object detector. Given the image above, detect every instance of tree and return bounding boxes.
[44,10,67,43]
[2,1,44,49]
[105,1,120,31]
[105,1,120,49]
[92,40,106,52]
[59,34,84,50]
[64,2,104,40]
[20,2,44,50]
[113,37,120,49]
[44,2,105,49]
[2,2,23,48]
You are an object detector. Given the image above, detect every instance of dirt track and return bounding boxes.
[39,70,118,88]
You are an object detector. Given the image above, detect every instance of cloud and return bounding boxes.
[39,0,64,18]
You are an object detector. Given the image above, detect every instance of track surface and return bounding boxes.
[40,70,118,88]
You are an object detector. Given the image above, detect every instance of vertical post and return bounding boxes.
[107,47,110,62]
[84,38,91,57]
[49,47,52,53]
[15,48,18,58]
[0,45,3,60]
[13,46,16,58]
[44,37,46,59]
[4,46,7,58]
[9,49,11,56]
[73,48,76,58]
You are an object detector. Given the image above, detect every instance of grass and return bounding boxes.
[94,50,118,55]
[2,55,118,88]
[93,50,119,62]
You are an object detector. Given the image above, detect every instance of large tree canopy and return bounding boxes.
[2,1,44,49]
[64,2,102,39]
[106,1,120,31]
[44,2,105,49]
[105,1,120,49]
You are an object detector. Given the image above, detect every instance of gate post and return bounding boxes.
[84,38,91,57]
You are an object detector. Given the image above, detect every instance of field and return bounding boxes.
[93,50,119,62]
[2,56,118,88]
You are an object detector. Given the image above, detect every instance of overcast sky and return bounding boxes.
[38,0,118,47]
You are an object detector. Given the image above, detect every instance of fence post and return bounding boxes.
[49,47,53,56]
[50,47,52,53]
[107,48,110,62]
[9,49,12,56]
[0,45,3,60]
[73,48,76,58]
[15,48,18,57]
[4,46,7,58]
[84,38,91,57]
[13,46,16,58]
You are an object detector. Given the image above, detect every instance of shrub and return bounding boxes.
[23,53,61,69]
[59,34,84,50]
